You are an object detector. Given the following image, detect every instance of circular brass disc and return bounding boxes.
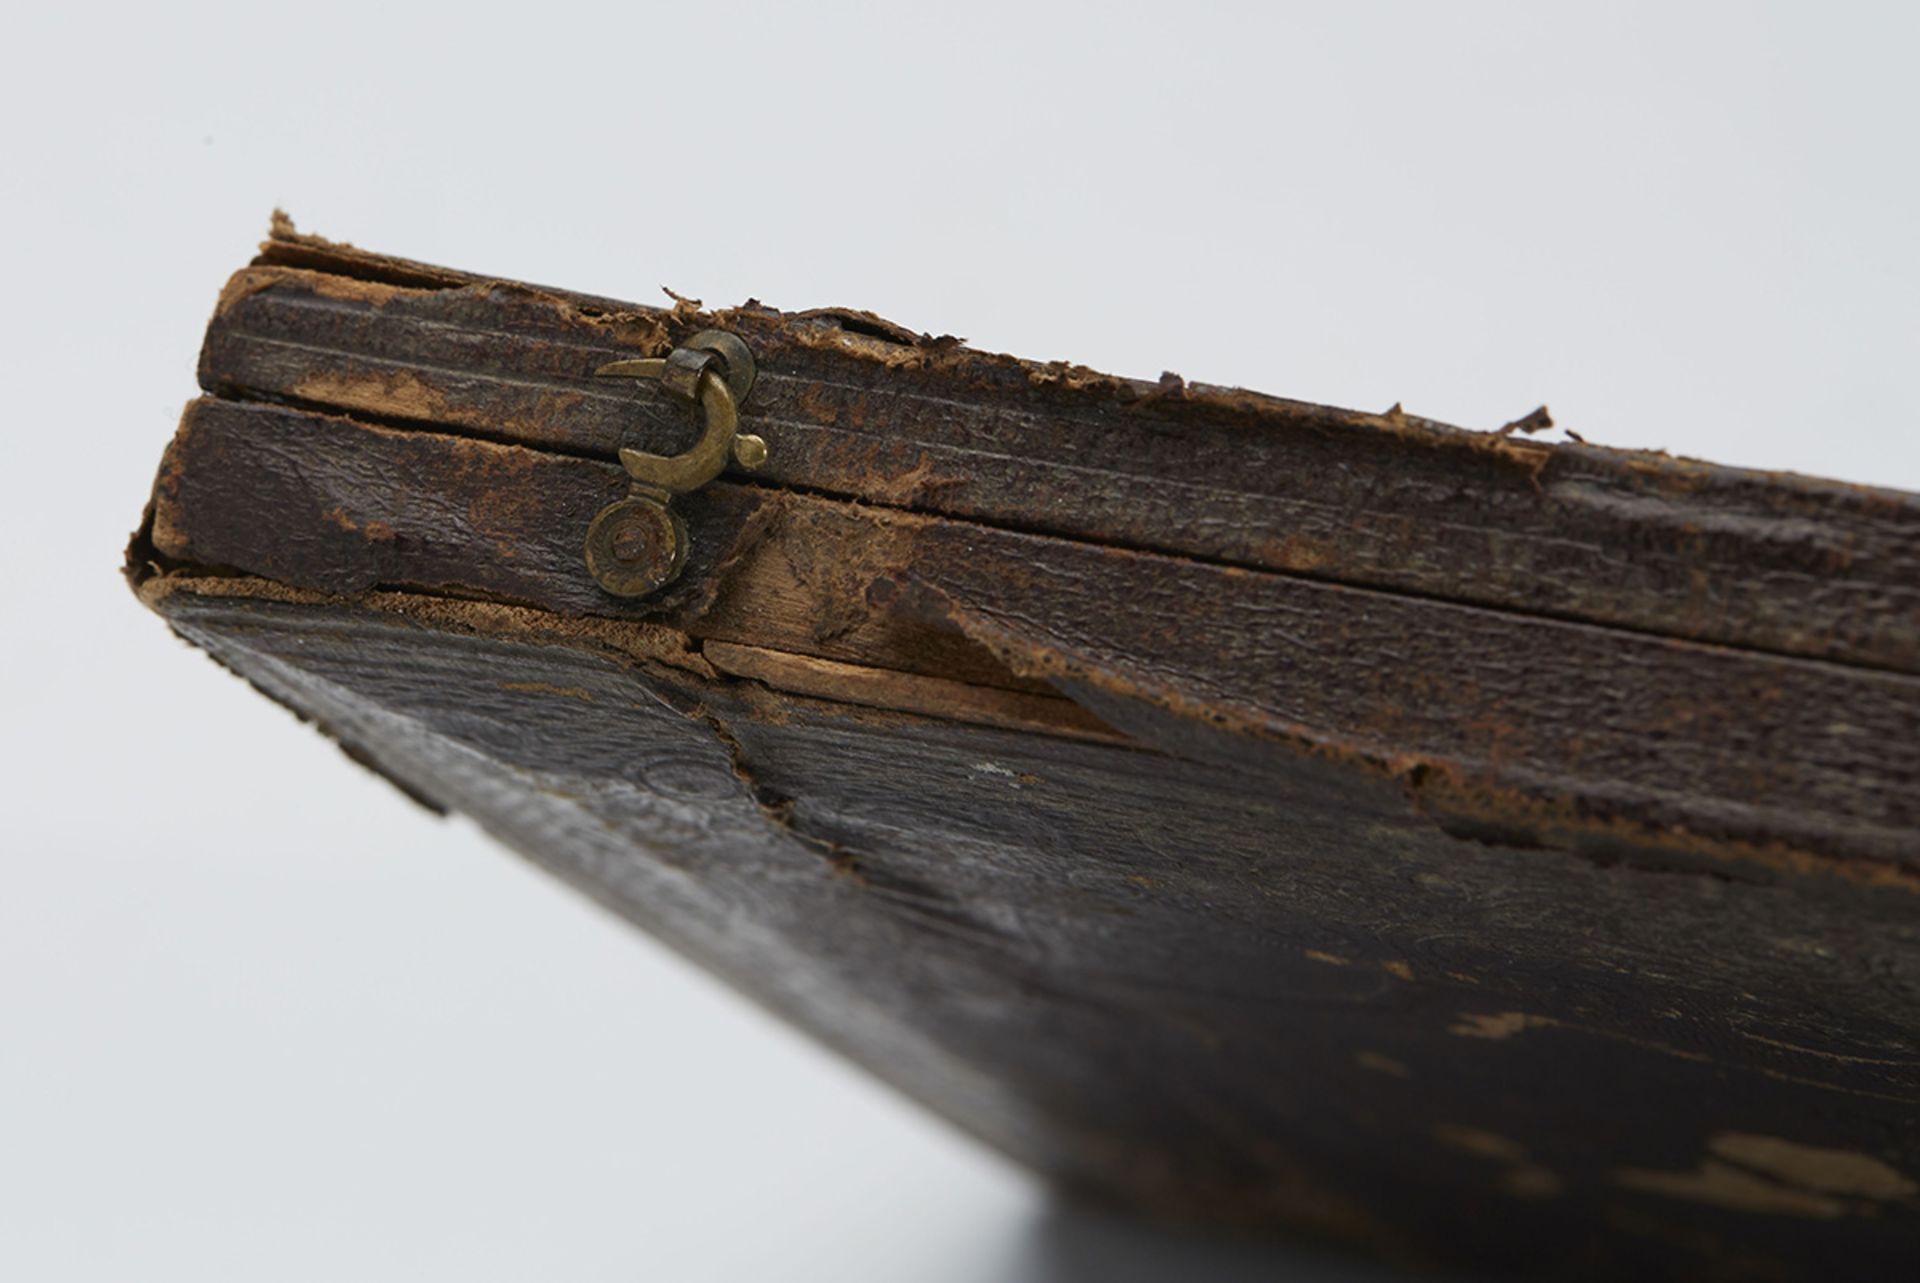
[584,496,687,597]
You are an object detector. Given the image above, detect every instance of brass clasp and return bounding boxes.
[584,330,764,597]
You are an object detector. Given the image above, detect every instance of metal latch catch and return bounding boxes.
[584,330,764,597]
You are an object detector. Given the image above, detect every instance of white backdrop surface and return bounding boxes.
[3,4,1916,1279]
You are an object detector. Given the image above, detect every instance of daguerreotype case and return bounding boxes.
[129,219,1920,1279]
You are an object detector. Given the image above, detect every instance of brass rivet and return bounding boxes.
[584,496,686,598]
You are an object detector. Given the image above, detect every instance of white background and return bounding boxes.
[3,3,1916,1279]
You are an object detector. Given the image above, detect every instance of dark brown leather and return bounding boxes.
[129,222,1920,1280]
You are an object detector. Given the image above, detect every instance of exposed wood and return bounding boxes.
[701,641,1124,744]
[898,521,1920,876]
[146,395,1920,878]
[148,397,1044,694]
[199,232,1920,674]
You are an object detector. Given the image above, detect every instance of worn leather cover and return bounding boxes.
[129,219,1920,1279]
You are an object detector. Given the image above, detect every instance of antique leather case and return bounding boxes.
[129,220,1920,1279]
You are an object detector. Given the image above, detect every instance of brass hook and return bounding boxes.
[583,329,765,598]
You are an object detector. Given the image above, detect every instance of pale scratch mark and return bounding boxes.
[1433,1124,1563,1199]
[498,680,596,703]
[1614,1131,1916,1218]
[1614,1161,1848,1220]
[1434,1124,1527,1164]
[1449,1011,1549,1040]
[1711,1133,1916,1201]
[1354,1051,1410,1078]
